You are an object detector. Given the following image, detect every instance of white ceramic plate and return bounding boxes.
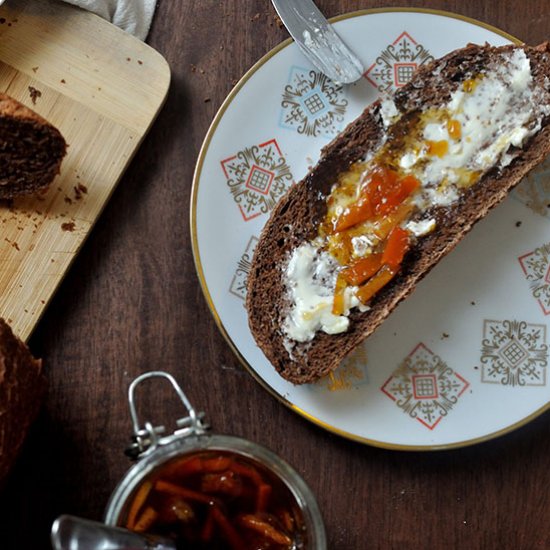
[191,9,550,450]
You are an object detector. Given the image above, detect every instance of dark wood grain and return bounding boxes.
[1,1,549,548]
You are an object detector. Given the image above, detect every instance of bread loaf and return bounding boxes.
[0,92,66,198]
[0,318,45,481]
[246,43,550,384]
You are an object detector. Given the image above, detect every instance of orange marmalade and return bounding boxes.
[282,49,549,344]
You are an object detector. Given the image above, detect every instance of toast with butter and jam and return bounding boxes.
[246,43,550,385]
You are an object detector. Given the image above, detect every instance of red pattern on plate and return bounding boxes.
[518,243,550,315]
[364,31,434,93]
[381,343,470,430]
[220,139,293,222]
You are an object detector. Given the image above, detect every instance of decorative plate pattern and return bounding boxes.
[229,236,258,302]
[192,9,550,450]
[480,320,548,386]
[518,241,550,315]
[279,66,348,137]
[513,156,550,219]
[381,343,469,429]
[220,139,293,221]
[365,31,434,92]
[314,344,369,391]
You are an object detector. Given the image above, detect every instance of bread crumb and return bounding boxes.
[4,238,20,251]
[32,66,38,73]
[61,221,75,232]
[28,86,42,104]
[138,60,143,65]
[60,79,66,84]
[73,183,87,200]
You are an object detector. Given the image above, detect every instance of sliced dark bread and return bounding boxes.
[0,318,45,482]
[0,93,66,198]
[246,43,550,384]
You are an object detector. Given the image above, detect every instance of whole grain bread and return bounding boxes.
[246,43,550,384]
[0,318,45,482]
[0,92,66,198]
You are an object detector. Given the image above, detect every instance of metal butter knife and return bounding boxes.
[51,515,177,550]
[271,0,364,84]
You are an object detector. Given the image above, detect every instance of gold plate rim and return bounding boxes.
[189,8,549,452]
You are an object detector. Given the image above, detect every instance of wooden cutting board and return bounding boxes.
[0,0,170,340]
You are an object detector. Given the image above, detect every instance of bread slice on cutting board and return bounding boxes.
[246,43,550,384]
[0,92,66,199]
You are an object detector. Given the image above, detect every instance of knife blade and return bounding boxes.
[271,0,364,84]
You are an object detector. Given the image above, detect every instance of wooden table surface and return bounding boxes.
[1,1,549,548]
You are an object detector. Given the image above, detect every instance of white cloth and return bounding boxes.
[61,0,156,40]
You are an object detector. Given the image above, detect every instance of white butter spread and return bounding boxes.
[351,234,375,256]
[282,243,366,342]
[404,218,436,237]
[379,97,400,129]
[282,49,549,345]
[407,50,543,208]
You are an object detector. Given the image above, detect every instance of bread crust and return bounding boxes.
[0,318,45,481]
[0,92,67,198]
[246,43,550,384]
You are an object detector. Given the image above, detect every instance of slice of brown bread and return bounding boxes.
[0,318,45,482]
[0,92,67,198]
[246,42,550,385]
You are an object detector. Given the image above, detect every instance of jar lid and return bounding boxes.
[125,371,209,460]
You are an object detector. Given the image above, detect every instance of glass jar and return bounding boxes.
[104,371,327,549]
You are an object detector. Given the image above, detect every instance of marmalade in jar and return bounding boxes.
[122,450,307,549]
